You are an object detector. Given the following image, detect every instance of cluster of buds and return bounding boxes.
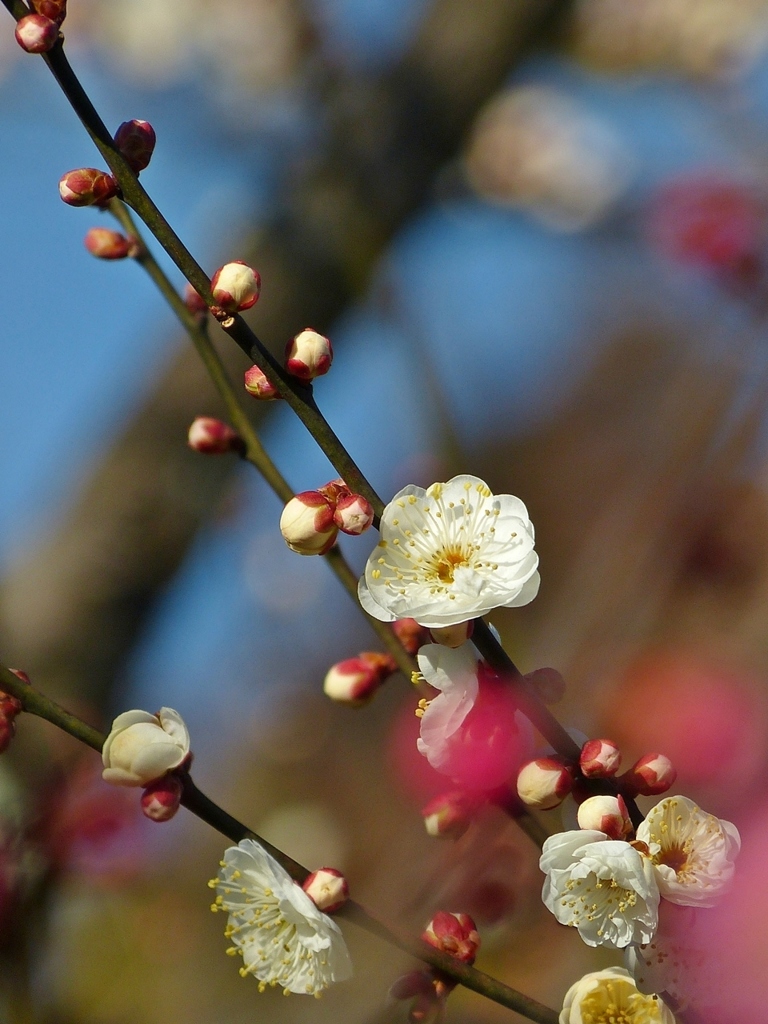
[84,227,138,261]
[324,651,397,706]
[58,120,156,211]
[15,0,66,53]
[516,736,677,814]
[301,867,348,912]
[210,261,261,315]
[187,417,245,456]
[280,479,374,555]
[0,670,27,754]
[421,791,480,839]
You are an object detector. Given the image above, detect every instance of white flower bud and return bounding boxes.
[280,491,338,555]
[187,417,244,455]
[429,621,474,649]
[577,794,632,839]
[302,867,348,912]
[102,708,190,787]
[580,737,622,778]
[323,653,394,705]
[333,493,374,535]
[285,328,333,381]
[624,753,677,796]
[210,261,261,313]
[516,756,572,810]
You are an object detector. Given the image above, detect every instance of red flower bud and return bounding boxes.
[333,493,374,535]
[183,284,208,316]
[576,794,632,839]
[141,774,183,822]
[32,0,67,24]
[422,911,480,965]
[84,227,135,260]
[210,261,260,313]
[302,867,348,912]
[391,618,431,655]
[243,365,281,401]
[15,13,59,53]
[516,756,573,810]
[187,417,244,455]
[622,752,677,796]
[114,119,157,173]
[58,168,118,207]
[421,791,479,839]
[580,738,622,778]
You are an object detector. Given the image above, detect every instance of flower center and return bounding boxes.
[657,842,690,875]
[580,982,663,1024]
[431,547,470,584]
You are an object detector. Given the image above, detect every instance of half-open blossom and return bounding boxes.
[211,839,352,994]
[358,475,539,628]
[540,830,660,948]
[560,966,676,1024]
[416,643,531,790]
[102,708,190,787]
[210,261,260,313]
[636,795,740,907]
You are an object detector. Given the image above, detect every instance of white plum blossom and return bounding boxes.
[540,830,660,948]
[636,795,741,907]
[211,839,352,995]
[416,644,479,774]
[102,707,190,787]
[358,475,539,628]
[560,966,676,1024]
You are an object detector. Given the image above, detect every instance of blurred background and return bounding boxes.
[4,0,768,1020]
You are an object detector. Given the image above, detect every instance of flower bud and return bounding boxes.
[114,119,156,173]
[523,666,566,703]
[302,867,348,912]
[429,621,474,649]
[15,13,59,52]
[580,738,622,778]
[318,478,351,505]
[58,168,118,207]
[243,364,281,401]
[32,0,67,25]
[141,774,183,822]
[422,911,480,965]
[516,756,573,810]
[623,752,677,796]
[576,794,632,839]
[285,328,333,382]
[392,618,431,655]
[279,491,338,555]
[333,493,374,536]
[421,791,478,839]
[102,707,190,787]
[187,417,244,455]
[323,652,395,705]
[84,227,135,260]
[183,284,208,316]
[390,971,435,1002]
[210,261,260,313]
[0,684,23,755]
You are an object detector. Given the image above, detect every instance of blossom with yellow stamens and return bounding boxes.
[358,475,539,628]
[210,839,352,995]
[560,966,676,1024]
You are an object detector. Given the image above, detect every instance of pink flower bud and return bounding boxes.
[8,668,30,686]
[580,738,622,778]
[58,168,118,208]
[318,478,351,505]
[279,491,338,555]
[84,227,135,260]
[183,284,208,316]
[243,364,281,401]
[187,417,244,455]
[623,752,677,796]
[392,618,431,655]
[141,774,183,822]
[422,911,480,965]
[114,119,156,173]
[210,261,260,313]
[429,621,474,649]
[523,666,566,703]
[333,493,374,536]
[285,328,333,381]
[421,791,478,839]
[516,756,573,810]
[302,867,348,912]
[32,0,67,25]
[576,794,632,839]
[323,652,395,705]
[15,13,59,53]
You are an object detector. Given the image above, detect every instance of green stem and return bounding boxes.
[0,664,557,1024]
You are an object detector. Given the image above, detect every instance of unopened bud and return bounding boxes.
[285,328,333,382]
[576,794,632,839]
[392,618,431,655]
[523,667,566,704]
[580,738,622,778]
[32,0,67,24]
[184,284,208,316]
[0,682,23,755]
[244,364,281,401]
[15,13,59,52]
[279,491,338,555]
[323,652,395,705]
[210,261,260,313]
[333,493,374,536]
[302,867,348,912]
[516,756,573,810]
[318,478,351,505]
[114,119,156,173]
[58,168,118,207]
[390,971,435,1002]
[421,791,478,839]
[623,752,677,796]
[141,774,183,822]
[187,417,244,455]
[84,227,135,260]
[429,621,474,649]
[422,911,480,965]
[8,669,31,685]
